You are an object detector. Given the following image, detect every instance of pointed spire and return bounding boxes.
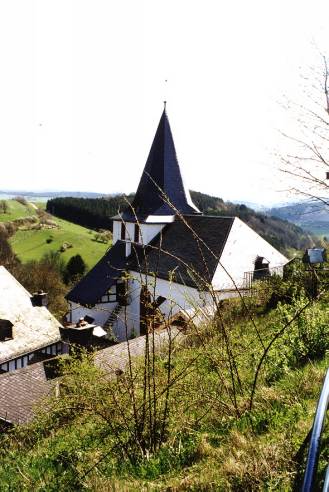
[124,108,200,220]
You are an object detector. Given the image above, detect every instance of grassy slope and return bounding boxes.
[1,296,329,490]
[0,199,36,222]
[10,217,109,269]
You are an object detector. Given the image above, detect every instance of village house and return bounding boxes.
[66,107,288,340]
[0,328,177,427]
[0,266,63,373]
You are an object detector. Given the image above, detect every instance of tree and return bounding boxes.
[280,53,329,204]
[0,200,8,214]
[0,231,18,269]
[64,254,86,284]
[14,255,68,320]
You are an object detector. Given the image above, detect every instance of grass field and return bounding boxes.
[0,199,36,222]
[10,216,110,269]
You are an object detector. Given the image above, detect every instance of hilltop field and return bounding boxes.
[0,199,109,270]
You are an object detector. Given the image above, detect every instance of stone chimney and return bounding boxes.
[59,318,95,354]
[31,291,48,307]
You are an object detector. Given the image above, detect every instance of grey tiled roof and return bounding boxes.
[66,241,127,305]
[0,328,179,425]
[128,215,235,288]
[0,362,53,424]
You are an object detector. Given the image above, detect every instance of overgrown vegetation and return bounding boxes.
[1,270,329,490]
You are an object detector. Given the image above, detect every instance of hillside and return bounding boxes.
[1,286,329,490]
[0,199,109,269]
[10,217,109,269]
[270,201,329,237]
[0,198,37,222]
[47,191,318,255]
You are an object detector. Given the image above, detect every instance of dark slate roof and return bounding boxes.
[128,215,235,288]
[122,109,200,220]
[0,362,53,424]
[66,241,127,305]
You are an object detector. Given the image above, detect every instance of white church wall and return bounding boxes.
[113,220,165,251]
[113,220,121,244]
[128,272,205,324]
[69,301,118,327]
[111,277,141,340]
[212,217,288,291]
[139,223,166,245]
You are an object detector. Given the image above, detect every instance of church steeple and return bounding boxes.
[123,107,200,220]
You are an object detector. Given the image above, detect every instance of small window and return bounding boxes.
[121,222,125,240]
[134,224,140,243]
[0,319,13,341]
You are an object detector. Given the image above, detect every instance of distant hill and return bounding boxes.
[269,201,329,237]
[0,190,107,199]
[47,191,318,255]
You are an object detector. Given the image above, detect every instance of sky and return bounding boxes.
[0,1,328,205]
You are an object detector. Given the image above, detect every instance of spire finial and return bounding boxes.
[163,79,168,111]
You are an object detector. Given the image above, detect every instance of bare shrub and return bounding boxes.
[14,196,28,206]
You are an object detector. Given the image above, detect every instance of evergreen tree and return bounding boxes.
[64,254,86,284]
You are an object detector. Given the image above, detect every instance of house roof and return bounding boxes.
[121,109,200,221]
[0,361,53,424]
[66,241,127,305]
[0,327,180,425]
[128,215,235,288]
[0,267,62,364]
[67,215,236,306]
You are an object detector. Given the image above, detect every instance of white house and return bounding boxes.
[0,266,64,373]
[66,108,288,340]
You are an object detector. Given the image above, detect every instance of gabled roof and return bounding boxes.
[122,109,200,220]
[0,361,52,424]
[128,215,235,288]
[66,241,127,305]
[0,267,62,364]
[0,328,179,425]
[67,216,235,306]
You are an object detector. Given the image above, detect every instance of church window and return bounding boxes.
[134,224,140,243]
[121,223,125,240]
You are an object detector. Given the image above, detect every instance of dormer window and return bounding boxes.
[134,224,140,243]
[121,222,125,240]
[253,256,270,280]
[0,319,13,341]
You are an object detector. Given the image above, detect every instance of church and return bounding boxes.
[66,107,288,340]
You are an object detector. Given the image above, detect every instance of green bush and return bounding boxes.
[278,297,329,365]
[64,254,86,283]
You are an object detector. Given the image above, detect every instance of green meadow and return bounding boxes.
[10,217,109,269]
[5,202,110,269]
[0,199,36,222]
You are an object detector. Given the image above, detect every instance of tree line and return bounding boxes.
[46,191,318,254]
[46,195,134,231]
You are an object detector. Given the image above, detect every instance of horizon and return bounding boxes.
[0,187,302,209]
